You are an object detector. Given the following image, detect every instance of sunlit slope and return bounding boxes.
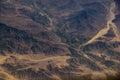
[0,56,18,80]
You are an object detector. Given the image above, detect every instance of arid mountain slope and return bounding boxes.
[0,0,120,80]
